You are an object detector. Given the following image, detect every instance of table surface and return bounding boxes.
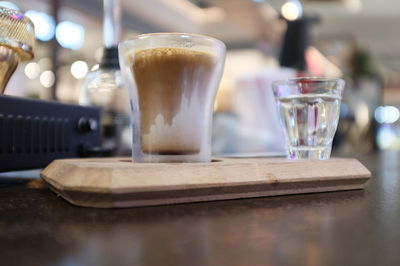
[1,151,399,266]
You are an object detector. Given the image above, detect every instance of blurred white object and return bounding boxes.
[212,67,295,155]
[235,67,295,153]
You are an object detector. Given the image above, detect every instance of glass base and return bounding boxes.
[287,146,332,160]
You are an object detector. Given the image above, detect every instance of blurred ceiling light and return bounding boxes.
[0,1,19,10]
[24,62,40,80]
[25,10,55,42]
[375,106,400,124]
[56,21,85,50]
[39,70,55,88]
[71,60,88,79]
[252,0,265,3]
[281,0,302,21]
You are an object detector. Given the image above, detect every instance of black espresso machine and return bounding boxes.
[0,95,101,172]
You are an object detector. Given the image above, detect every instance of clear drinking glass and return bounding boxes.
[119,33,226,163]
[272,77,345,160]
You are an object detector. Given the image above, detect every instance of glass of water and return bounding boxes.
[272,77,345,160]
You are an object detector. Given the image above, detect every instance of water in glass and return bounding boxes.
[276,93,341,159]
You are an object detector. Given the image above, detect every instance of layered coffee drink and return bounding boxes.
[119,33,226,162]
[132,47,217,155]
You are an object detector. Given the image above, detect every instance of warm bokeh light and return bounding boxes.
[24,62,40,80]
[71,60,88,79]
[281,0,302,21]
[39,70,55,88]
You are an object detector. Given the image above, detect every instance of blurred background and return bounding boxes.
[2,0,400,156]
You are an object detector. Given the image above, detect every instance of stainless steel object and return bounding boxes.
[0,7,35,93]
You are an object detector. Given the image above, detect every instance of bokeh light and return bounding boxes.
[56,21,85,50]
[25,10,55,42]
[24,62,40,80]
[71,60,88,79]
[40,70,55,88]
[91,64,99,71]
[281,0,302,21]
[374,106,400,124]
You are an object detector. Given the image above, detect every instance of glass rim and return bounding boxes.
[119,32,226,49]
[272,77,345,90]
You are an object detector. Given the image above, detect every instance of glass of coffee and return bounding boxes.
[119,33,226,163]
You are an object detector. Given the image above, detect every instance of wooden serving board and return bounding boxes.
[40,157,371,208]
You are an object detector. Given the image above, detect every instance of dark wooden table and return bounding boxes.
[1,151,399,266]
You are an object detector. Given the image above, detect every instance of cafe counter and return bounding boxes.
[1,151,399,266]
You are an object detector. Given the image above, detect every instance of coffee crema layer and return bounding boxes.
[132,47,217,155]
